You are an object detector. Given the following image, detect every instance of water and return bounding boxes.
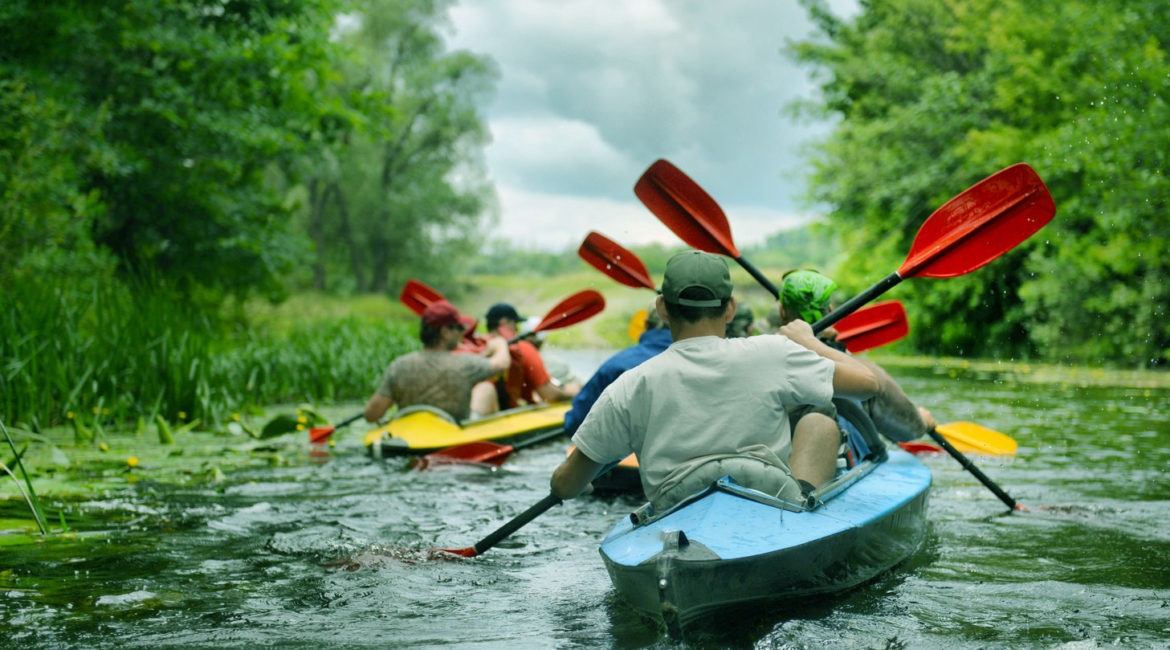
[3,357,1169,648]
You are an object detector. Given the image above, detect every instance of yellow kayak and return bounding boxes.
[365,403,571,458]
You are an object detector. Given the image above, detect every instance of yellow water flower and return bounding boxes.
[127,457,139,467]
[99,442,109,452]
[93,407,100,415]
[296,424,305,431]
[232,413,241,421]
[178,411,187,420]
[67,411,75,419]
[298,415,307,424]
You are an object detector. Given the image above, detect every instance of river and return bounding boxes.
[2,353,1168,648]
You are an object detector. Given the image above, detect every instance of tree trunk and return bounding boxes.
[329,180,366,293]
[308,178,327,290]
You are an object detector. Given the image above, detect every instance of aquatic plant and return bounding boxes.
[0,418,47,534]
[0,279,417,431]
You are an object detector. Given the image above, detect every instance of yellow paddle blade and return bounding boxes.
[627,309,648,341]
[936,421,1018,455]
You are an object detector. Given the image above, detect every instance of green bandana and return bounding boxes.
[781,270,837,324]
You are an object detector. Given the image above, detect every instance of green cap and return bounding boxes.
[781,270,837,324]
[661,250,732,307]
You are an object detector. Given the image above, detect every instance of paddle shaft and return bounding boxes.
[335,413,365,429]
[734,255,780,299]
[926,427,1021,510]
[812,272,903,334]
[471,493,562,555]
[452,461,618,557]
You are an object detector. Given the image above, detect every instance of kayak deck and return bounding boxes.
[599,449,931,634]
[364,403,570,457]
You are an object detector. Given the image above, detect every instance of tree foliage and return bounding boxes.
[294,0,498,295]
[791,0,1170,366]
[1,0,347,297]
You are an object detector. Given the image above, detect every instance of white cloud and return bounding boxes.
[491,185,814,251]
[446,0,860,249]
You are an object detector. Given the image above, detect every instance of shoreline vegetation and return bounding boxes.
[3,272,1167,542]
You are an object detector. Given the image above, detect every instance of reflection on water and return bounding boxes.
[2,357,1169,648]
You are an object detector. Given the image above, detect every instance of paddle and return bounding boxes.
[634,160,780,297]
[635,159,1055,333]
[436,462,618,558]
[399,279,482,344]
[506,290,606,344]
[926,427,1024,511]
[834,300,909,353]
[627,309,649,341]
[413,426,568,469]
[309,412,364,444]
[935,421,1017,455]
[578,231,657,291]
[399,278,444,315]
[640,159,1052,509]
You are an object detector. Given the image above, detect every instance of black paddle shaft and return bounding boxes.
[472,494,563,555]
[337,413,365,429]
[926,428,1020,511]
[812,272,904,334]
[466,461,619,556]
[734,255,780,299]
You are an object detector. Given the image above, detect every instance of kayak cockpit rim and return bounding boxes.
[627,458,881,528]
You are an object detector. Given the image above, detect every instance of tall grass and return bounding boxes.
[0,279,416,430]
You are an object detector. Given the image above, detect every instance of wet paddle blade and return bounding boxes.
[936,421,1018,455]
[308,426,335,444]
[532,290,606,333]
[435,546,478,558]
[899,163,1056,279]
[400,279,446,316]
[579,232,656,290]
[415,441,515,469]
[634,159,740,258]
[899,441,944,454]
[835,300,909,353]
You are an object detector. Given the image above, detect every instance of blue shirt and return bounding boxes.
[563,328,673,435]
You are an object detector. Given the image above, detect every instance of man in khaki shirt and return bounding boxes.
[551,251,878,510]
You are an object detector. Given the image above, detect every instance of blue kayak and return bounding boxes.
[598,448,932,635]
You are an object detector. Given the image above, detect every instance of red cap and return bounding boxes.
[422,300,475,330]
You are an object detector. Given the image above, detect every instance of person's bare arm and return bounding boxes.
[483,337,511,375]
[550,447,604,500]
[779,320,878,400]
[363,393,393,422]
[535,381,578,403]
[858,357,931,440]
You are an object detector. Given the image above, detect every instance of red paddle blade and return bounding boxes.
[415,441,515,470]
[899,441,944,454]
[399,279,445,316]
[836,300,909,353]
[309,425,335,444]
[634,159,741,258]
[533,289,606,333]
[899,163,1056,279]
[434,547,477,558]
[578,232,656,291]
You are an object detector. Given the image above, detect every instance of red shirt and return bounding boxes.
[489,326,551,407]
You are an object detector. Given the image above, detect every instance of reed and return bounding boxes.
[0,278,417,431]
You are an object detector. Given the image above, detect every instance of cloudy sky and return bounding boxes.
[444,0,858,250]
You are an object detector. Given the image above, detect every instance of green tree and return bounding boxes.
[297,0,497,295]
[1,0,344,298]
[791,0,1170,366]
